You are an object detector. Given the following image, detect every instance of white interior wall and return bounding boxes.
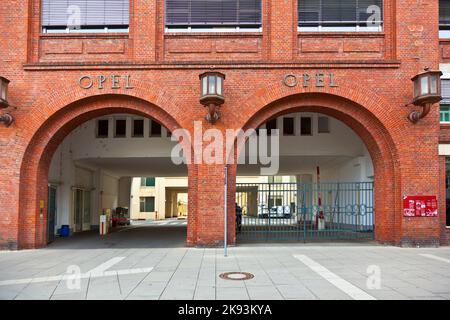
[118,177,132,208]
[320,146,373,182]
[48,148,120,232]
[68,115,176,159]
[100,172,120,213]
[253,112,365,157]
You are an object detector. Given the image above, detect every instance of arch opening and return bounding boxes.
[18,95,193,249]
[232,93,401,245]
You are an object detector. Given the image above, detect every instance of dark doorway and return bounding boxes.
[47,186,57,244]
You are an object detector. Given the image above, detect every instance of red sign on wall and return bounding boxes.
[403,196,438,217]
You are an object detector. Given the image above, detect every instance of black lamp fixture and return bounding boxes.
[406,68,443,123]
[199,71,225,124]
[0,76,13,127]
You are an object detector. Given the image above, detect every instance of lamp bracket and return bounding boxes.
[0,113,14,127]
[205,103,221,124]
[406,103,432,124]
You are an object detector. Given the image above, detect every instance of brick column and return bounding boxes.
[188,164,236,247]
[268,0,296,61]
[0,147,25,250]
[132,0,158,62]
[0,173,20,250]
[439,156,448,246]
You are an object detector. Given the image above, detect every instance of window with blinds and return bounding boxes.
[165,0,262,31]
[440,0,450,38]
[441,79,450,104]
[41,0,129,33]
[298,0,383,32]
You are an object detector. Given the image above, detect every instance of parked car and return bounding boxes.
[257,204,270,218]
[112,207,131,227]
[270,206,292,218]
[258,205,291,218]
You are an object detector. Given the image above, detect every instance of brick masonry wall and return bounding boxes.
[0,0,446,248]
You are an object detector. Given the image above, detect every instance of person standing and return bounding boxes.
[235,203,243,233]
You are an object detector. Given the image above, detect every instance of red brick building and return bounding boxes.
[0,0,449,250]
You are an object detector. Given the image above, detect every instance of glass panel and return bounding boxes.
[420,76,429,95]
[441,0,450,29]
[145,197,155,212]
[1,83,5,100]
[208,76,216,95]
[217,77,223,96]
[150,121,162,137]
[301,117,312,135]
[441,106,450,122]
[115,119,126,137]
[97,120,109,138]
[42,0,129,29]
[283,118,295,135]
[298,0,383,32]
[414,78,420,98]
[430,75,438,94]
[146,177,156,187]
[133,119,144,137]
[166,0,262,27]
[266,119,277,136]
[202,76,208,96]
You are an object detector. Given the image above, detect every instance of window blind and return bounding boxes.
[441,79,450,104]
[440,0,450,27]
[298,0,383,26]
[42,0,129,28]
[165,0,261,26]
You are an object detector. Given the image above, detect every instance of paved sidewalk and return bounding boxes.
[0,223,449,300]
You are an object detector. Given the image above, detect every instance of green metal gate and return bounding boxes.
[236,182,374,242]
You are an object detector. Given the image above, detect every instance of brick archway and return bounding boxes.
[18,94,194,249]
[230,88,401,245]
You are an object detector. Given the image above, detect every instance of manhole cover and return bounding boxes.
[219,272,254,281]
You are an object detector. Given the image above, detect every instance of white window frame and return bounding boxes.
[165,26,262,33]
[42,27,129,34]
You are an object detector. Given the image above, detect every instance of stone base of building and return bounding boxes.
[399,237,441,248]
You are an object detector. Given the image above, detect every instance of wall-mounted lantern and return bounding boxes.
[406,68,443,123]
[0,77,13,127]
[199,71,225,124]
[0,77,10,108]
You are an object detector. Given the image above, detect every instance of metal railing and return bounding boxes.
[236,182,374,242]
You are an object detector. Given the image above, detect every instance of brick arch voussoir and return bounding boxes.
[239,79,397,131]
[22,82,183,144]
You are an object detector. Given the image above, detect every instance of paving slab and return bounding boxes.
[1,225,450,300]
